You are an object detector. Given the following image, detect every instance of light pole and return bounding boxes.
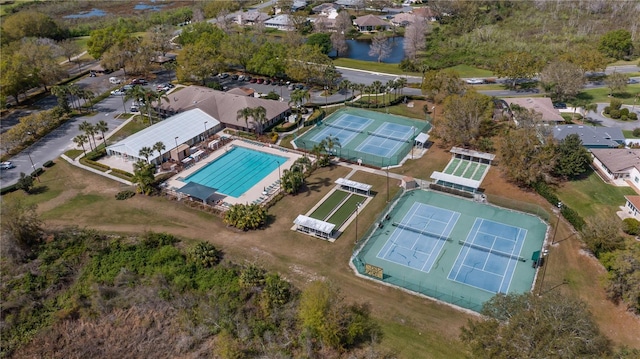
[411,126,416,159]
[203,121,208,141]
[430,106,435,122]
[275,160,281,187]
[354,202,363,244]
[27,149,40,183]
[552,202,562,245]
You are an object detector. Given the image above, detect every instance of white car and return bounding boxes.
[466,78,485,85]
[111,89,126,96]
[1,161,15,170]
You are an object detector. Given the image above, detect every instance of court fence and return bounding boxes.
[485,194,550,222]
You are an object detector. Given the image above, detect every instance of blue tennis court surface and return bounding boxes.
[377,203,460,273]
[448,219,527,293]
[356,122,415,157]
[311,114,373,147]
[184,146,287,198]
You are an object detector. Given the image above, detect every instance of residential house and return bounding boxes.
[503,97,565,125]
[335,0,364,10]
[412,6,439,21]
[274,0,307,14]
[312,2,341,16]
[390,13,418,27]
[155,85,290,133]
[313,16,337,32]
[622,195,640,221]
[590,148,640,186]
[552,125,625,149]
[232,11,271,26]
[264,14,296,31]
[353,14,391,32]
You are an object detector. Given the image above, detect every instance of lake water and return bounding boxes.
[134,3,165,11]
[331,37,405,64]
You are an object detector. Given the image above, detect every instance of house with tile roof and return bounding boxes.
[622,195,640,221]
[590,149,640,186]
[353,14,390,32]
[503,97,565,125]
[155,85,290,133]
[552,125,625,149]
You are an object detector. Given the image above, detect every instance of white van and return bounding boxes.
[109,77,121,84]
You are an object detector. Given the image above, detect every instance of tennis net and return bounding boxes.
[458,240,525,262]
[325,122,362,133]
[392,222,452,242]
[368,131,410,142]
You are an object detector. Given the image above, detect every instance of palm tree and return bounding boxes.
[146,90,170,125]
[82,89,95,112]
[371,80,383,105]
[340,79,351,104]
[236,107,253,132]
[131,160,155,195]
[78,121,95,151]
[289,89,310,125]
[95,120,109,149]
[51,85,71,112]
[125,85,147,118]
[395,77,407,97]
[324,134,340,157]
[139,146,154,163]
[68,85,81,111]
[582,103,598,121]
[73,134,88,155]
[386,79,396,106]
[251,106,267,135]
[153,141,166,163]
[281,167,305,194]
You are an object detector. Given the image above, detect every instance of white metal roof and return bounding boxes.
[450,147,496,161]
[430,171,482,189]
[106,108,220,161]
[335,178,372,192]
[294,215,336,234]
[415,132,429,144]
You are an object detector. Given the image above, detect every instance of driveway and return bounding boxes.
[585,103,640,130]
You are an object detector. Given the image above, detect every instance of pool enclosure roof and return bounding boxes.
[335,178,372,192]
[106,108,220,161]
[294,215,336,234]
[430,172,482,190]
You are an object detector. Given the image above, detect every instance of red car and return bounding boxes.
[256,78,264,84]
[249,78,257,83]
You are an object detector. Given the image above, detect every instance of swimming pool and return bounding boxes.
[184,146,287,198]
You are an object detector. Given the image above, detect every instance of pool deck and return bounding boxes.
[166,140,302,206]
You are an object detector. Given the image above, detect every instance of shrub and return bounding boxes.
[561,206,585,231]
[621,115,628,121]
[110,168,133,177]
[115,190,135,200]
[533,182,559,205]
[30,167,44,177]
[188,242,222,268]
[609,109,621,119]
[80,158,110,171]
[620,108,630,116]
[633,128,640,137]
[629,113,638,121]
[604,106,611,114]
[610,98,622,110]
[0,183,19,195]
[622,218,640,235]
[42,160,54,168]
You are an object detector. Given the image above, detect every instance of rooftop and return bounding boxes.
[552,125,624,148]
[504,97,564,123]
[591,149,640,173]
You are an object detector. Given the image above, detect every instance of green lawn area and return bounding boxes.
[447,64,494,78]
[326,194,367,227]
[310,190,349,220]
[575,84,640,105]
[109,117,148,141]
[73,36,90,51]
[556,171,636,219]
[623,130,640,138]
[333,58,416,76]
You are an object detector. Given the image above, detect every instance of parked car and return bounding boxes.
[156,83,174,92]
[245,76,252,82]
[287,84,295,90]
[111,89,126,96]
[465,78,484,84]
[231,74,239,80]
[256,78,264,84]
[249,78,257,83]
[218,73,229,79]
[130,105,140,112]
[263,79,271,85]
[553,102,567,109]
[131,78,148,85]
[0,161,15,170]
[109,77,121,84]
[122,84,133,91]
[238,75,245,81]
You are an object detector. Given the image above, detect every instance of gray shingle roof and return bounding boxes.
[552,125,624,148]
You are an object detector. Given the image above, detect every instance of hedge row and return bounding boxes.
[1,168,44,195]
[80,158,110,172]
[304,109,325,127]
[534,182,585,231]
[110,168,133,178]
[43,160,54,168]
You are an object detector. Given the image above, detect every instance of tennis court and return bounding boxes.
[296,108,429,167]
[352,189,547,312]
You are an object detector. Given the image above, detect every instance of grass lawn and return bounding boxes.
[326,193,367,227]
[73,36,90,51]
[576,84,640,105]
[310,189,349,219]
[447,64,494,78]
[109,117,149,141]
[623,130,640,138]
[333,58,416,76]
[556,171,636,219]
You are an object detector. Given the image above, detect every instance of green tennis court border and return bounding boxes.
[351,189,548,312]
[295,108,430,167]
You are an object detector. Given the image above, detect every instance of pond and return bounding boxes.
[331,37,405,64]
[64,8,107,19]
[134,3,165,11]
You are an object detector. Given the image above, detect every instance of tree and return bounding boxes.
[51,85,71,112]
[334,10,354,35]
[461,292,611,359]
[17,38,66,92]
[492,51,542,89]
[139,146,154,163]
[330,31,348,57]
[403,19,428,61]
[176,37,225,85]
[434,91,493,147]
[281,167,305,194]
[95,120,109,149]
[322,64,340,91]
[339,79,352,103]
[289,89,310,123]
[247,42,287,78]
[236,107,254,132]
[553,134,591,179]
[79,121,98,151]
[603,245,640,314]
[307,33,332,54]
[599,29,633,60]
[1,11,65,43]
[498,120,557,187]
[131,160,156,195]
[149,24,174,56]
[0,51,37,105]
[0,199,43,257]
[559,47,607,74]
[16,172,35,194]
[223,203,267,231]
[73,134,88,155]
[285,44,332,84]
[540,61,585,102]
[86,26,130,59]
[188,242,222,268]
[56,39,82,65]
[370,80,383,105]
[581,214,625,258]
[605,72,629,96]
[421,69,466,103]
[221,33,259,72]
[368,32,391,63]
[251,106,268,135]
[153,141,166,163]
[323,134,340,156]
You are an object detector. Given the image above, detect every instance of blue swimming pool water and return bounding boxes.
[184,146,287,198]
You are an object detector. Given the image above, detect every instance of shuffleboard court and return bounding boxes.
[310,190,349,220]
